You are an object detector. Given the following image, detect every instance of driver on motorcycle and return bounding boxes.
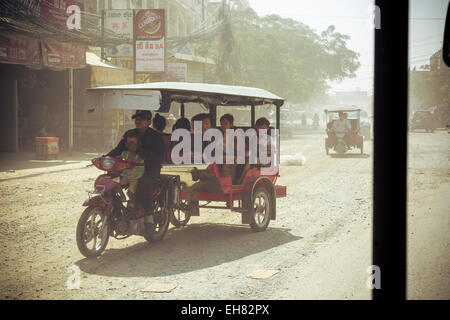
[332,112,352,146]
[105,110,165,227]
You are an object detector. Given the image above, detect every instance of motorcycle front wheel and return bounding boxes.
[76,206,110,258]
[336,142,346,155]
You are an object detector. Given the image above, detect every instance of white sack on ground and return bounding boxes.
[280,152,307,166]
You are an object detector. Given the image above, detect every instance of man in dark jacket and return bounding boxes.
[106,110,165,224]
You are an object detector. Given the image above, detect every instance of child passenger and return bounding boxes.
[119,130,145,209]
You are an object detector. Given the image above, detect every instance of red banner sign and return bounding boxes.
[0,32,41,66]
[41,40,86,69]
[40,0,79,26]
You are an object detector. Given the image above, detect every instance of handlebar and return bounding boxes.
[330,128,350,133]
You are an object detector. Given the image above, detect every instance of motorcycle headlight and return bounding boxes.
[102,159,115,170]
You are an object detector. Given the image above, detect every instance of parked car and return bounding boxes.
[410,110,436,132]
[432,105,450,129]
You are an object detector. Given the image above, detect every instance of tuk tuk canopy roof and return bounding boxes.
[325,106,361,113]
[87,82,285,112]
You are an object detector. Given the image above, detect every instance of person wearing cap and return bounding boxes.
[106,110,153,157]
[106,110,165,224]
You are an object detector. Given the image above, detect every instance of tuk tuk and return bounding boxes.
[84,82,287,256]
[324,107,364,155]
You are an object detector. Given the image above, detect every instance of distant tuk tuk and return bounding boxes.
[324,107,364,155]
[87,82,287,238]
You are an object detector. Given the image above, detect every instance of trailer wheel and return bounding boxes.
[249,187,272,232]
[170,200,191,227]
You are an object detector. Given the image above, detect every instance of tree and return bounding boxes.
[195,8,360,104]
[410,65,450,109]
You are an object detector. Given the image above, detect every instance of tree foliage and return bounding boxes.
[194,8,360,103]
[410,65,450,108]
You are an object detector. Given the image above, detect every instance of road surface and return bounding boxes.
[0,130,448,299]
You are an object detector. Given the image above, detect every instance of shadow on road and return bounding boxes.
[75,223,301,278]
[0,152,100,173]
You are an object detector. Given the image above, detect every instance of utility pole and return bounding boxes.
[202,0,205,21]
[202,0,206,82]
[68,68,74,156]
[101,10,105,60]
[222,0,225,19]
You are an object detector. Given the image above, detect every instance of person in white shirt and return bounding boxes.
[332,112,352,146]
[333,112,351,132]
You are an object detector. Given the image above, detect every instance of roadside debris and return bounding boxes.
[280,152,307,166]
[246,269,280,279]
[142,283,178,293]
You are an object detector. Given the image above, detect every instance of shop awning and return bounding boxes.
[86,52,121,69]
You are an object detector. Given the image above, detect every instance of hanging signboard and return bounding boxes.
[134,9,166,75]
[0,32,41,66]
[105,10,134,57]
[41,40,86,69]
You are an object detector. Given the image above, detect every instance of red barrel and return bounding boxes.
[35,137,59,159]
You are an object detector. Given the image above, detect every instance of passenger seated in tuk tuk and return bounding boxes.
[152,113,167,133]
[168,118,191,163]
[186,114,226,198]
[153,113,171,163]
[220,113,236,131]
[191,113,211,133]
[172,117,191,132]
[255,117,273,162]
[219,114,238,181]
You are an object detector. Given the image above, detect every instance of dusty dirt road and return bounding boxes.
[0,131,448,300]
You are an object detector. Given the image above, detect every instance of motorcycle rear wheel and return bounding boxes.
[144,197,170,242]
[76,206,110,258]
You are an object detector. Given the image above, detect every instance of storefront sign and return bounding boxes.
[0,32,41,66]
[90,66,133,87]
[167,63,187,82]
[134,9,166,73]
[41,40,86,69]
[105,10,134,57]
[110,57,133,69]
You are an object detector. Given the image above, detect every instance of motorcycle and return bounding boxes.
[335,129,349,154]
[76,156,180,258]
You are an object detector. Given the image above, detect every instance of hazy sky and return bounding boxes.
[245,0,447,94]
